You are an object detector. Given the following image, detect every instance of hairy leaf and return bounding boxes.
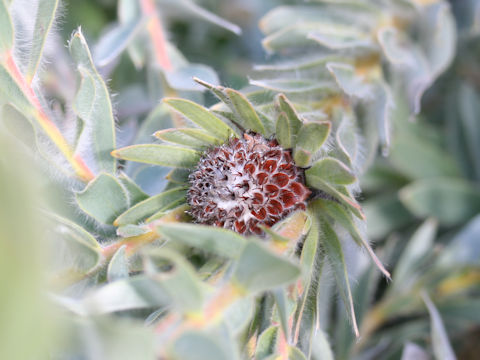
[26,0,60,82]
[69,30,116,173]
[156,223,246,258]
[114,187,187,226]
[112,144,200,168]
[163,98,233,141]
[233,241,300,293]
[76,173,129,225]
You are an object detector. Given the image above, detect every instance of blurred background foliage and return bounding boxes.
[0,0,479,359]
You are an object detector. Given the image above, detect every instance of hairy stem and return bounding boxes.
[3,52,95,182]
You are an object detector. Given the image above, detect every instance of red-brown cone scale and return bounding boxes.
[187,132,311,236]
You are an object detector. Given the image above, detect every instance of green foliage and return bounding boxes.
[157,223,246,258]
[70,30,117,174]
[0,0,478,359]
[163,97,233,141]
[76,173,130,225]
[112,144,201,168]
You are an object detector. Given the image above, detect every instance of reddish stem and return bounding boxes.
[140,0,173,71]
[4,52,95,182]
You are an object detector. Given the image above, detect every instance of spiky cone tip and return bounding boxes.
[188,133,311,236]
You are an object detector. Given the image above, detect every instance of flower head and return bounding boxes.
[188,132,311,235]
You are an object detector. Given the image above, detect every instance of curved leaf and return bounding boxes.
[112,144,200,168]
[114,187,187,226]
[156,223,246,258]
[163,98,233,141]
[76,173,129,225]
[26,0,60,82]
[319,217,359,337]
[69,30,116,173]
[225,88,266,135]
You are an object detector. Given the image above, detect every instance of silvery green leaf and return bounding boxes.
[118,172,149,205]
[144,249,204,312]
[369,81,394,151]
[307,174,364,219]
[170,331,231,360]
[224,88,266,135]
[422,292,457,360]
[293,212,323,357]
[25,0,59,82]
[76,173,129,225]
[254,55,343,76]
[418,2,456,80]
[46,212,103,278]
[255,326,278,360]
[294,122,331,167]
[116,224,150,239]
[378,4,455,117]
[69,29,116,173]
[107,245,129,282]
[272,289,289,340]
[156,223,246,259]
[166,168,190,184]
[311,330,334,360]
[308,31,374,50]
[335,113,360,167]
[112,144,200,168]
[391,219,437,292]
[114,187,187,226]
[259,4,377,35]
[163,98,233,141]
[389,122,459,179]
[155,128,221,149]
[327,62,373,100]
[82,275,170,313]
[118,0,140,23]
[401,342,431,360]
[274,94,303,148]
[276,112,292,149]
[94,19,144,67]
[145,202,189,223]
[233,241,300,293]
[0,62,32,113]
[319,217,359,337]
[308,157,355,185]
[73,317,155,360]
[45,212,101,250]
[288,346,307,360]
[223,297,255,336]
[263,21,368,53]
[316,198,390,278]
[250,78,338,95]
[435,215,480,269]
[377,26,429,115]
[291,149,310,169]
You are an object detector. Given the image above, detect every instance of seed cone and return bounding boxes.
[188,132,311,235]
